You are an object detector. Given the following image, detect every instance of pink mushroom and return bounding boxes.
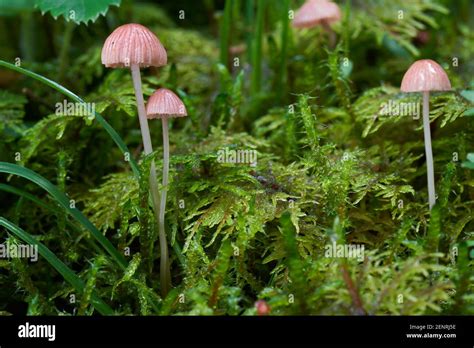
[101,23,167,69]
[102,24,170,295]
[292,0,341,47]
[146,88,187,296]
[401,59,451,209]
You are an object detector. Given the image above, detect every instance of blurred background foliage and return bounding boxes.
[0,0,472,315]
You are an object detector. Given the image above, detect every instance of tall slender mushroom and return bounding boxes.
[146,88,187,296]
[401,59,451,209]
[292,0,341,47]
[101,24,170,292]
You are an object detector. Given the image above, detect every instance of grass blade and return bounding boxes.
[0,162,127,270]
[0,217,114,315]
[0,183,104,255]
[219,0,233,68]
[0,183,53,212]
[276,0,290,101]
[0,60,139,177]
[244,0,255,62]
[251,0,265,95]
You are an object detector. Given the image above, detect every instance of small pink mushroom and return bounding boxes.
[293,0,341,28]
[101,23,167,69]
[146,89,188,119]
[146,89,187,296]
[102,24,170,296]
[401,59,451,93]
[401,59,451,210]
[293,0,341,47]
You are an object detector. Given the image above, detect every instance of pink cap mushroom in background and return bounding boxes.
[292,0,341,29]
[146,88,187,119]
[101,23,167,68]
[400,59,451,93]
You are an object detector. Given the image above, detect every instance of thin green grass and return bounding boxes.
[244,0,255,63]
[276,0,290,101]
[250,0,265,95]
[0,60,139,177]
[0,217,114,315]
[219,0,233,68]
[0,183,104,255]
[0,162,127,270]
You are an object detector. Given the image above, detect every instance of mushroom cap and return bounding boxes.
[101,23,167,68]
[292,0,341,29]
[146,88,187,119]
[401,59,451,93]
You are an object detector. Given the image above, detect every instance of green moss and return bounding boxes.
[0,0,472,316]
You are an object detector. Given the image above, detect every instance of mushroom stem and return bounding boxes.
[322,22,336,48]
[422,91,436,209]
[131,64,153,155]
[160,117,171,296]
[131,64,170,292]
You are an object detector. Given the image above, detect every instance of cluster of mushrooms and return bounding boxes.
[101,23,187,296]
[98,3,452,297]
[294,0,452,210]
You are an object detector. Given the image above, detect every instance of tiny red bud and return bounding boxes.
[255,300,270,316]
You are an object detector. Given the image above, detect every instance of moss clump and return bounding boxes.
[0,0,472,316]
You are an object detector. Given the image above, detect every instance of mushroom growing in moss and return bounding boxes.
[292,0,341,47]
[146,88,187,296]
[401,59,451,209]
[101,23,169,292]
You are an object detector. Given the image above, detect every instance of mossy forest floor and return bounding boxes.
[0,0,473,315]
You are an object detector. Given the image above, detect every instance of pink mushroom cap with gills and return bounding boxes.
[101,23,167,68]
[146,88,188,119]
[293,0,341,29]
[401,59,451,93]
